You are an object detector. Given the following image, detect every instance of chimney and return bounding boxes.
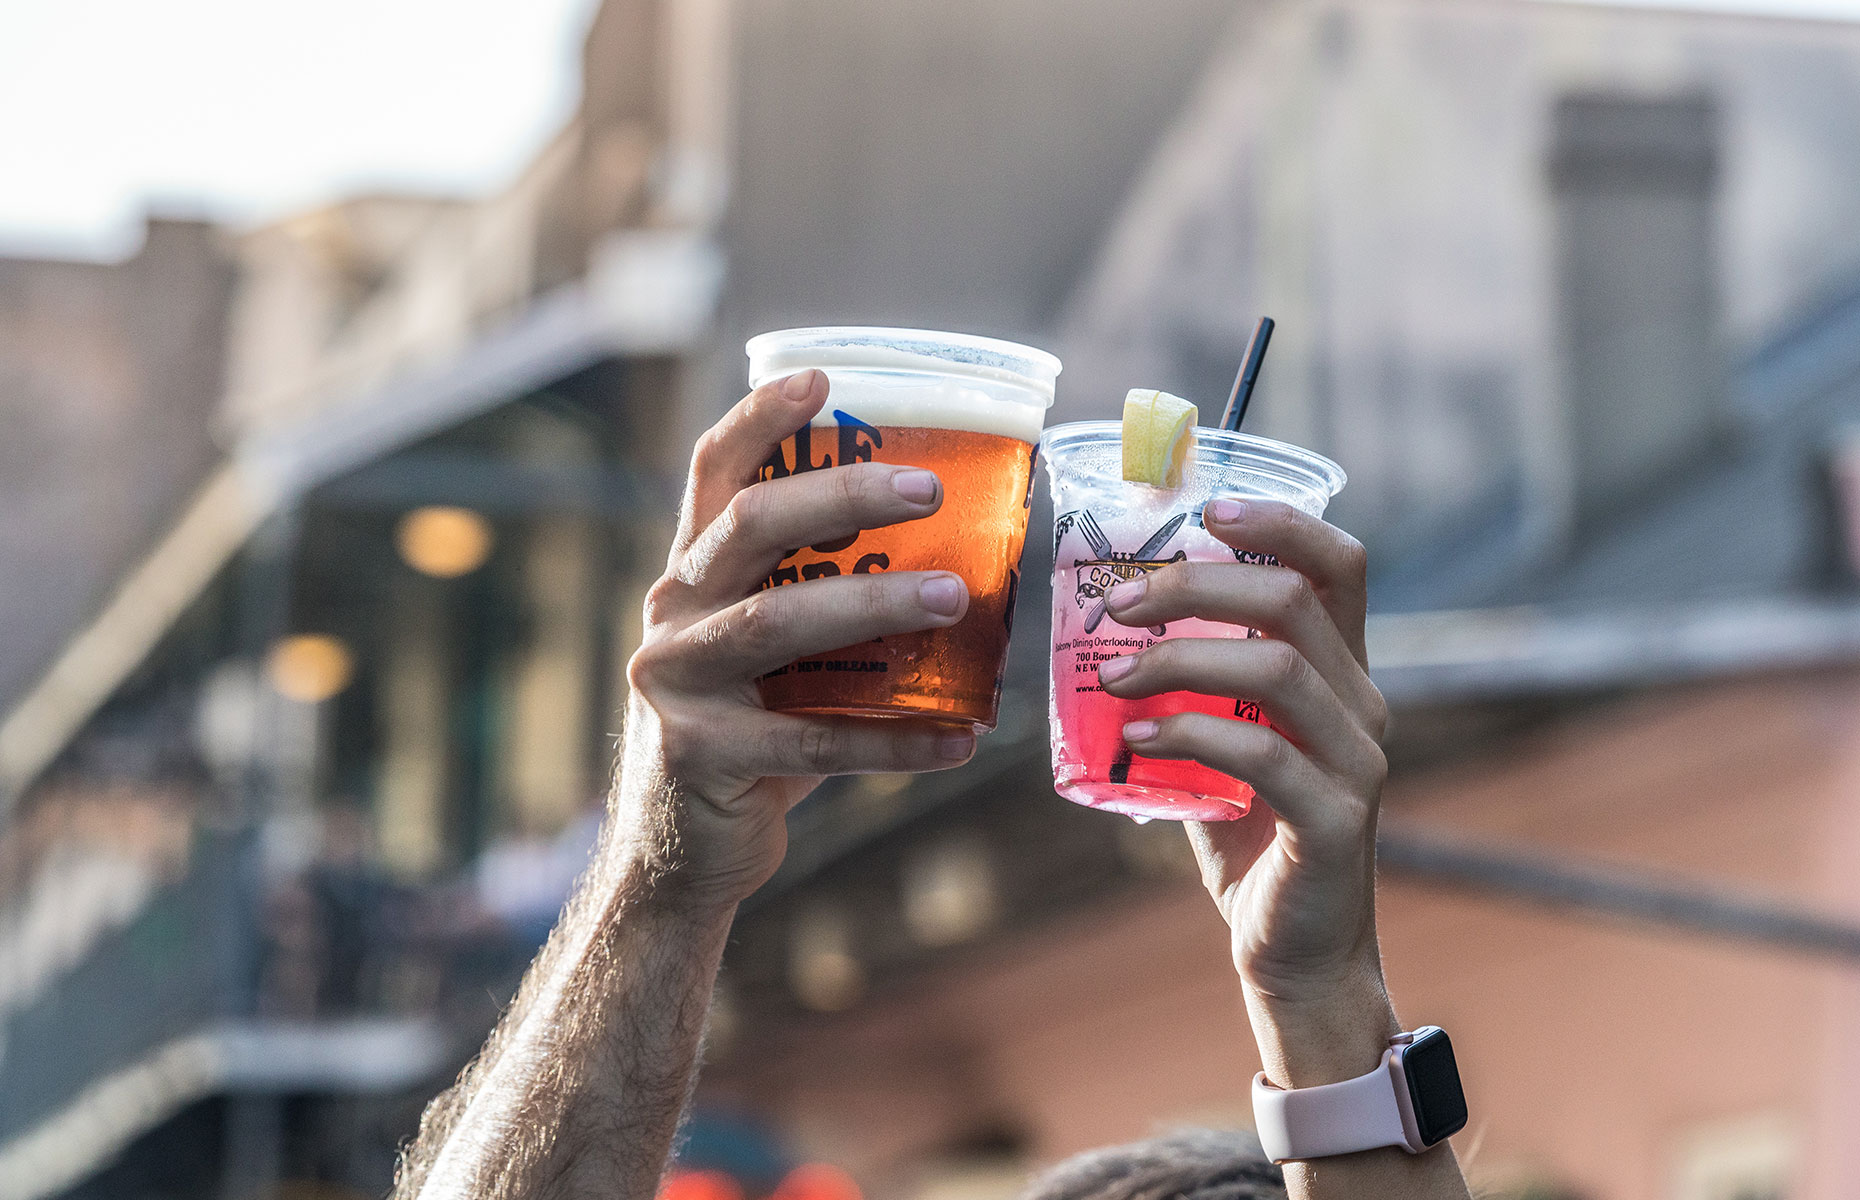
[1549,91,1724,526]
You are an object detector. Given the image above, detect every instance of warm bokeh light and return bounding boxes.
[658,1170,746,1200]
[772,1164,863,1200]
[790,947,864,1013]
[396,506,495,578]
[900,836,997,948]
[788,907,866,1013]
[265,634,356,703]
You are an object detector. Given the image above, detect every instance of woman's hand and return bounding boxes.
[618,370,979,910]
[1097,498,1395,1081]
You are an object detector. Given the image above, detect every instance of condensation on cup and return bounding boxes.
[746,327,1061,730]
[1043,422,1345,822]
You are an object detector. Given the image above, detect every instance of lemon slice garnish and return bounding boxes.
[1121,388,1198,488]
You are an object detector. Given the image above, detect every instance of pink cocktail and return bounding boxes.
[1043,423,1345,822]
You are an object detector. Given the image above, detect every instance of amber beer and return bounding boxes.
[745,328,1061,730]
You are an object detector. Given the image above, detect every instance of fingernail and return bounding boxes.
[1123,720,1159,743]
[892,469,940,504]
[937,731,976,761]
[782,369,820,400]
[920,574,965,616]
[1097,656,1135,684]
[1107,576,1147,609]
[1208,498,1247,524]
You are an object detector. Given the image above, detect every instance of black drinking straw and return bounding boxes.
[1219,316,1276,431]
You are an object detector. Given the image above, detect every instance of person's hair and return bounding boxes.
[1018,1129,1286,1200]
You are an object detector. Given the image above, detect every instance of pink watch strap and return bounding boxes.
[1251,1051,1409,1163]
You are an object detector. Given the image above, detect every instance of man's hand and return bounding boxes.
[619,367,979,908]
[395,371,982,1200]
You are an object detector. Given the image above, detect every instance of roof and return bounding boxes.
[1354,273,1860,701]
[1374,277,1860,615]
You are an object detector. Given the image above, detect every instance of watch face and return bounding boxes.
[1401,1029,1469,1145]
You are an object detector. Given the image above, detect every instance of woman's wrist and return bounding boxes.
[1244,964,1402,1090]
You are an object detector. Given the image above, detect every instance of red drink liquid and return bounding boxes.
[1050,520,1265,821]
[1042,421,1344,823]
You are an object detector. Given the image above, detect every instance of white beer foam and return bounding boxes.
[752,344,1057,398]
[803,373,1046,444]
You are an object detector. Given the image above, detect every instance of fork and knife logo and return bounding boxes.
[1062,510,1189,635]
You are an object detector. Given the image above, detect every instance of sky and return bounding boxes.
[0,0,598,257]
[1,0,1858,259]
[1562,0,1860,7]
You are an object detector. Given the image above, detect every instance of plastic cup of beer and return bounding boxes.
[747,327,1061,730]
[1043,422,1345,821]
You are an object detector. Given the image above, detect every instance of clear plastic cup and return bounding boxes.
[1043,422,1345,820]
[747,327,1061,730]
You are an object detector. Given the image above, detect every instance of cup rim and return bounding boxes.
[1041,420,1347,500]
[746,326,1063,397]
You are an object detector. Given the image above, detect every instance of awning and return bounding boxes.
[1367,597,1860,704]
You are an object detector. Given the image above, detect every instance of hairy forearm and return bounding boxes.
[1246,975,1471,1200]
[394,812,736,1200]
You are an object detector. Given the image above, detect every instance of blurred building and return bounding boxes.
[0,0,726,1194]
[7,2,1860,1200]
[0,216,236,718]
[702,5,1860,1200]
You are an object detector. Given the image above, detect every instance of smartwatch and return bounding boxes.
[1251,1027,1467,1163]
